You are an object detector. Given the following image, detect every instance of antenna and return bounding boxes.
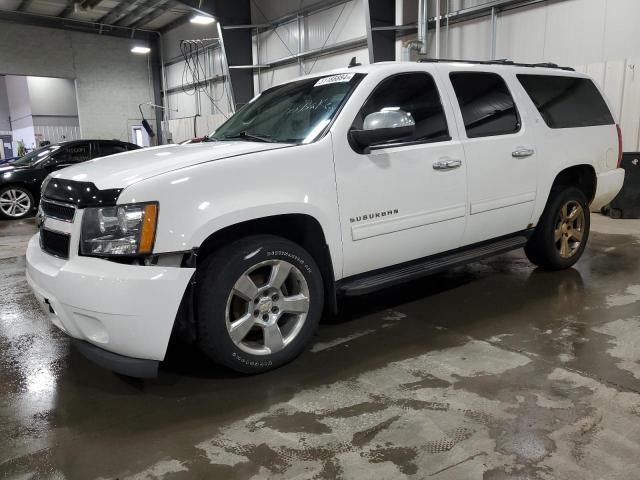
[348,57,361,68]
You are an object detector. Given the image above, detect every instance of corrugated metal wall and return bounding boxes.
[162,0,640,149]
[422,0,640,150]
[251,0,369,92]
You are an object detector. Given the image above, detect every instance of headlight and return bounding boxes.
[80,202,158,256]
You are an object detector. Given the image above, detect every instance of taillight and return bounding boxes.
[616,124,623,168]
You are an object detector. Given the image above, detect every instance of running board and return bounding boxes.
[338,235,528,296]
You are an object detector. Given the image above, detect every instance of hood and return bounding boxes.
[52,142,290,190]
[0,163,34,174]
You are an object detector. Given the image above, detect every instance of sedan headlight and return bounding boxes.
[80,202,158,256]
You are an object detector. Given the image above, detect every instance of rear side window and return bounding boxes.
[99,142,127,156]
[354,72,450,144]
[517,74,614,128]
[51,144,90,164]
[449,72,520,138]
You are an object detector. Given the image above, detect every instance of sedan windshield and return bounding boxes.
[210,73,364,144]
[12,145,61,167]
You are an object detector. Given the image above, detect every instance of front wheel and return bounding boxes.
[196,235,324,373]
[525,187,590,270]
[0,186,35,220]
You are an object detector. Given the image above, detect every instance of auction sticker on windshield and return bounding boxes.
[314,73,355,87]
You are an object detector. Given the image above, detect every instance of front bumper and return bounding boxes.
[26,234,195,371]
[592,167,625,211]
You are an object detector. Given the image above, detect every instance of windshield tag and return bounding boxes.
[314,73,355,87]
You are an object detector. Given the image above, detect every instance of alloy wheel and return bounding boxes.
[554,200,585,259]
[0,188,32,218]
[224,259,310,355]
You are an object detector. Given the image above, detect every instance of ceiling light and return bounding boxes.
[131,46,151,54]
[190,14,215,25]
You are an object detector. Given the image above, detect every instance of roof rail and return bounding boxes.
[417,58,575,71]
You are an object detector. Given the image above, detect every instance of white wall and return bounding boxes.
[27,77,78,118]
[5,76,31,127]
[4,75,81,149]
[0,21,154,143]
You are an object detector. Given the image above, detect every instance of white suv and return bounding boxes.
[26,60,625,377]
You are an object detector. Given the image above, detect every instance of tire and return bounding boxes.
[525,187,590,270]
[609,208,623,219]
[0,186,35,220]
[195,234,324,374]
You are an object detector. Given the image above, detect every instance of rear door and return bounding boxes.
[442,69,538,246]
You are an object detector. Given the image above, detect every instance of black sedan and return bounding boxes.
[0,139,139,220]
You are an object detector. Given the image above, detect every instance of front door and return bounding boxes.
[333,71,468,278]
[442,69,538,246]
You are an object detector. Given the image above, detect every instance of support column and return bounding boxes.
[365,0,396,63]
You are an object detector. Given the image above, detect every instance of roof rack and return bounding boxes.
[417,58,575,71]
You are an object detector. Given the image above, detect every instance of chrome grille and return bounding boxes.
[40,200,75,222]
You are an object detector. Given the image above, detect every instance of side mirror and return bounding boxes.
[44,158,71,172]
[349,110,416,152]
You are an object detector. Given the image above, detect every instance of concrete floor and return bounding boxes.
[2,216,640,479]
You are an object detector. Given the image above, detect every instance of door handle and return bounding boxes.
[433,158,462,171]
[512,147,535,158]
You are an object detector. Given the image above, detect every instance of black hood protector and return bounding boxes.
[42,178,122,208]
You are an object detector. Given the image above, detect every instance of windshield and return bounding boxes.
[12,145,61,167]
[210,73,364,144]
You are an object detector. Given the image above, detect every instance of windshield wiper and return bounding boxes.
[220,131,277,143]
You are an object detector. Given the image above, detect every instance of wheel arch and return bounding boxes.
[550,164,597,204]
[196,213,338,315]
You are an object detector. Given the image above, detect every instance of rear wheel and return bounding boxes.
[196,235,324,373]
[0,186,34,220]
[525,187,590,270]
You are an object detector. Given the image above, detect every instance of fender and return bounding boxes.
[117,137,344,279]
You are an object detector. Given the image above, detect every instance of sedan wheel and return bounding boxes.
[0,187,33,219]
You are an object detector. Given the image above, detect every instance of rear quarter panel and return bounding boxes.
[509,71,618,224]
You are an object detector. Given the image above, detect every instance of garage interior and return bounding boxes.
[2,0,640,478]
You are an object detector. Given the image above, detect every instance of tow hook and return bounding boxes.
[43,298,55,314]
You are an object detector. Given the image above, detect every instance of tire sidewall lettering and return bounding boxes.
[266,249,312,273]
[232,352,273,368]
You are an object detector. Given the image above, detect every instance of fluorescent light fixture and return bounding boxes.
[190,14,215,25]
[131,46,151,54]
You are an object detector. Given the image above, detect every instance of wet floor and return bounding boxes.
[2,215,640,479]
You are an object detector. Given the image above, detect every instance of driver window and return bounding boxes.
[51,144,90,165]
[354,72,450,144]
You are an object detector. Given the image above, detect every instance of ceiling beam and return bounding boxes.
[159,12,191,33]
[16,0,34,12]
[115,0,166,26]
[58,1,77,19]
[59,0,106,19]
[83,0,104,9]
[0,9,157,40]
[129,0,178,29]
[97,0,141,25]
